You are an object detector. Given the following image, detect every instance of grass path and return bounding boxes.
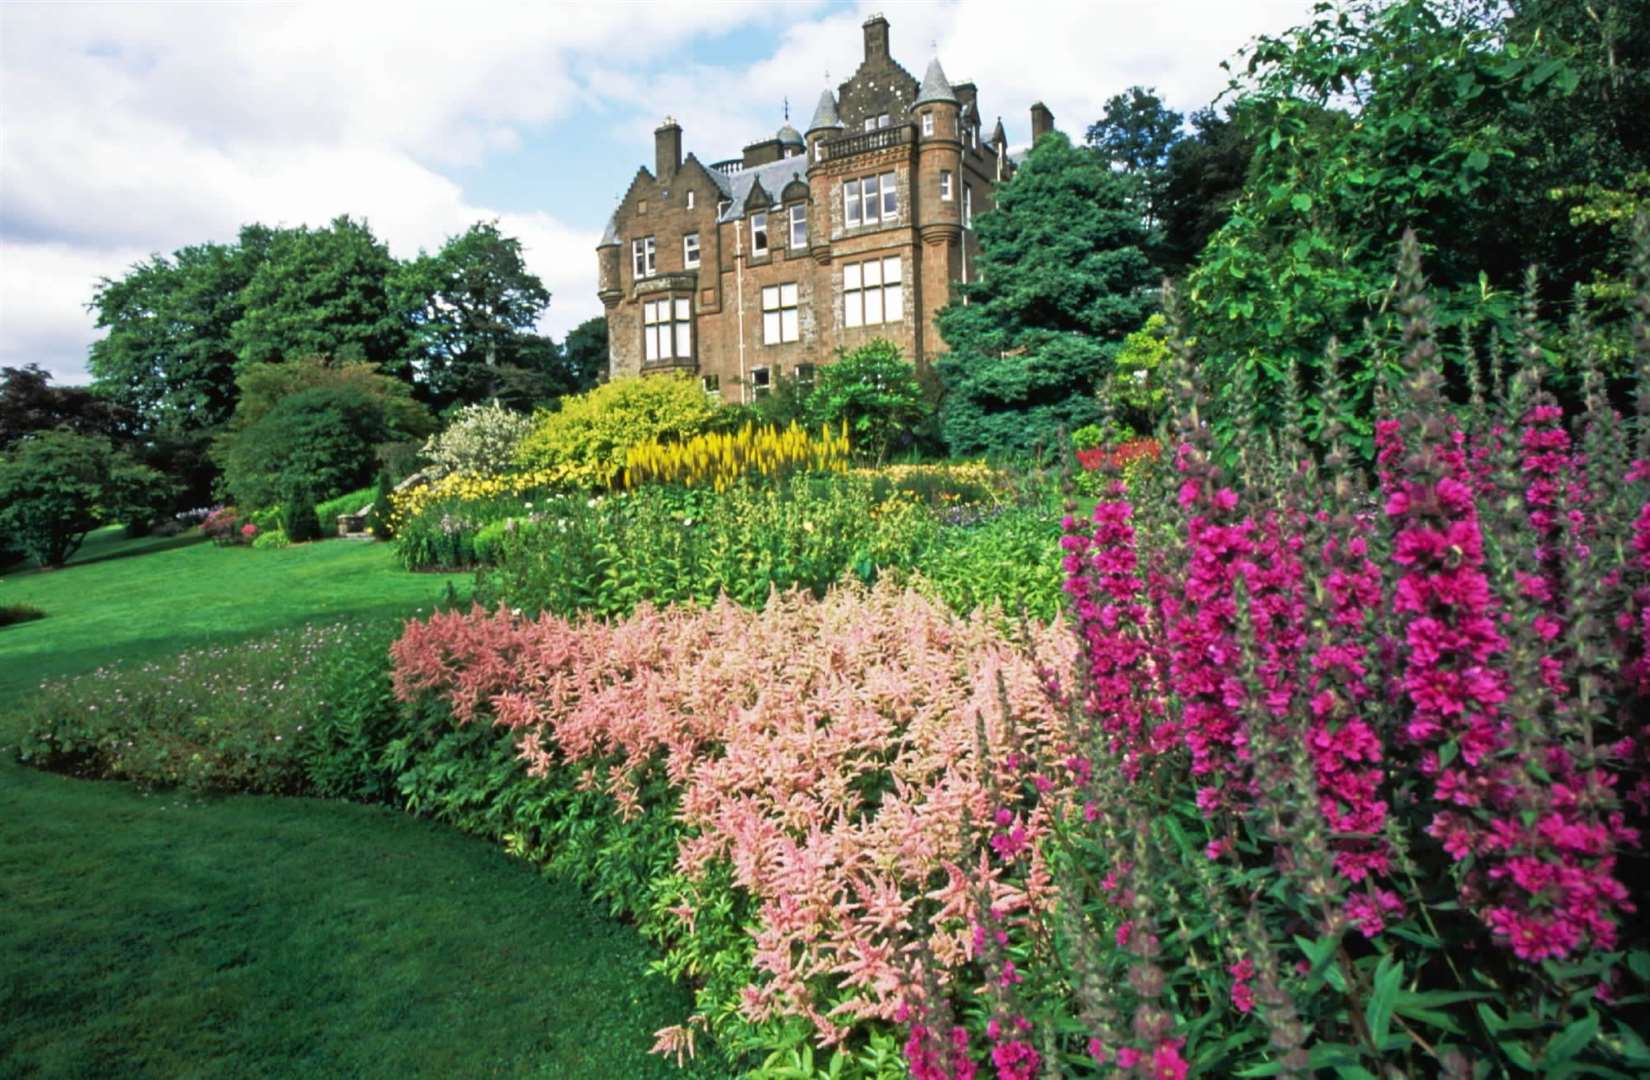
[0,531,724,1078]
[0,528,465,712]
[0,763,719,1079]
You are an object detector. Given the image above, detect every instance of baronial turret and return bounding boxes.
[913,57,958,108]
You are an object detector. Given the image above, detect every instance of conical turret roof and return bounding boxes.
[807,89,842,133]
[913,57,958,107]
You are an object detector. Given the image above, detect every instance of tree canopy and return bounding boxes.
[935,131,1157,457]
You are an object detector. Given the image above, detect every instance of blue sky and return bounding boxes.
[0,0,1317,384]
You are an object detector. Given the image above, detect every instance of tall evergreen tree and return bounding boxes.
[935,131,1157,457]
[1085,85,1183,231]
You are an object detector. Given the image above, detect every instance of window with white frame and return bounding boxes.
[750,211,769,256]
[843,256,903,328]
[751,366,772,397]
[862,113,891,131]
[940,170,953,200]
[632,236,656,279]
[683,233,700,269]
[788,204,807,249]
[922,112,934,136]
[642,297,692,363]
[964,183,974,227]
[843,171,898,228]
[701,373,720,397]
[814,140,823,162]
[761,283,799,344]
[686,190,695,209]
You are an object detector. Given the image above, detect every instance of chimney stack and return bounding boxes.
[863,13,889,61]
[1029,102,1054,143]
[655,117,682,181]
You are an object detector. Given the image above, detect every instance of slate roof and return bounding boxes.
[777,122,805,148]
[807,89,842,133]
[598,214,619,246]
[913,57,957,107]
[715,154,811,223]
[991,116,1008,148]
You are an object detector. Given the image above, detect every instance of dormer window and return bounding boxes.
[750,211,769,256]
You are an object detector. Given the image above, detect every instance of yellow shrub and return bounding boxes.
[513,375,721,490]
[623,421,850,492]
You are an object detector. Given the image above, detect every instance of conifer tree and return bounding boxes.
[935,131,1156,457]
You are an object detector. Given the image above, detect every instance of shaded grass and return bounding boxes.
[0,761,723,1079]
[0,527,466,726]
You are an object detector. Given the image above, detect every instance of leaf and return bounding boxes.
[1465,149,1490,172]
[1543,1012,1600,1068]
[1365,954,1402,1048]
[1291,193,1314,213]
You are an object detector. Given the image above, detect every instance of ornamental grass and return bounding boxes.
[622,421,851,492]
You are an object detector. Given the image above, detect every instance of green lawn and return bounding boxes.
[0,531,725,1078]
[0,764,720,1079]
[0,527,464,712]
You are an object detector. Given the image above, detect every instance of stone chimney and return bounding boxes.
[655,117,682,181]
[953,81,977,115]
[863,13,889,61]
[1030,101,1054,143]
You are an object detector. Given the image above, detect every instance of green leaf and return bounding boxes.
[1365,954,1403,1048]
[1543,1012,1600,1068]
[1291,193,1314,213]
[1465,149,1490,172]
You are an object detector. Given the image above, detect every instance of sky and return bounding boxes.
[0,0,1318,386]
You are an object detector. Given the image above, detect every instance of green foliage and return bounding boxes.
[314,485,377,531]
[513,374,722,488]
[87,225,275,435]
[1103,312,1172,433]
[1085,85,1183,230]
[478,477,942,618]
[225,355,434,443]
[280,483,323,544]
[229,215,409,375]
[1157,105,1257,277]
[903,507,1063,623]
[557,316,611,399]
[389,220,552,409]
[936,131,1158,457]
[806,338,929,464]
[369,470,395,538]
[249,526,290,550]
[1187,0,1650,446]
[217,386,391,510]
[0,432,173,568]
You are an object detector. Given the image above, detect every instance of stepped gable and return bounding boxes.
[835,13,920,129]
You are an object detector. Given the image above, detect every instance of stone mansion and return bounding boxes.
[595,13,1054,403]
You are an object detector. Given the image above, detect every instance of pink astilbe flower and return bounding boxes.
[391,581,1073,1050]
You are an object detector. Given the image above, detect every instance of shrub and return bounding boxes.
[903,506,1064,621]
[420,400,536,478]
[201,506,251,546]
[0,431,173,567]
[280,484,323,543]
[17,623,375,793]
[806,338,929,465]
[216,385,390,510]
[368,470,395,539]
[513,374,721,489]
[250,526,290,550]
[622,421,850,492]
[0,604,46,627]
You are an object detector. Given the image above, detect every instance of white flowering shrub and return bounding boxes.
[421,401,536,478]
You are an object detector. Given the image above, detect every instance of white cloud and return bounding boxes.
[0,0,1317,385]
